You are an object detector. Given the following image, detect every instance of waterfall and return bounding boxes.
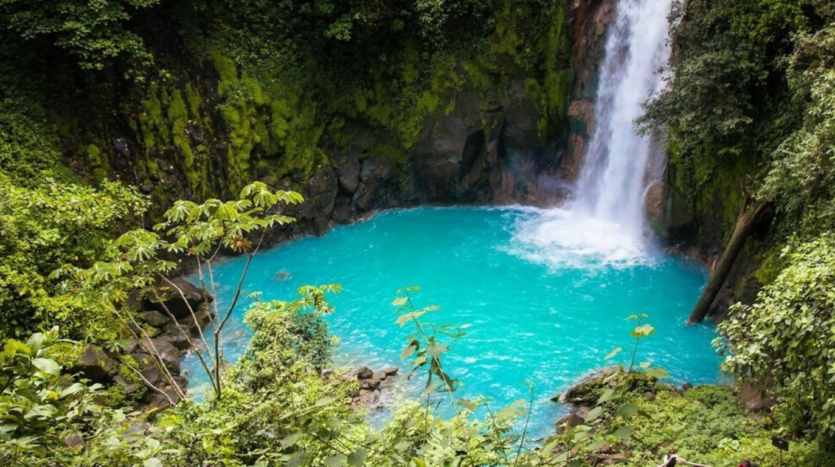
[572,0,673,237]
[510,0,673,268]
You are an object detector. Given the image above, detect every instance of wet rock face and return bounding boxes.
[644,181,666,232]
[408,82,563,207]
[255,77,571,249]
[565,0,618,185]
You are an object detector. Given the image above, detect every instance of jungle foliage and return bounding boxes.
[3,0,835,465]
[642,0,835,450]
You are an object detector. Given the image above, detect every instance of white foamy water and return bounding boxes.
[509,208,654,269]
[513,0,673,266]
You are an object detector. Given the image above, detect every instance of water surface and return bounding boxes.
[184,206,721,437]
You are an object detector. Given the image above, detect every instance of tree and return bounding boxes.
[62,182,304,401]
[688,197,772,323]
[0,0,161,74]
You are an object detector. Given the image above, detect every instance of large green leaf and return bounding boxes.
[32,358,60,376]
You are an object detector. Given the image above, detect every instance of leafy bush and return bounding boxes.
[0,176,146,341]
[718,233,835,450]
[0,328,136,466]
[625,386,826,466]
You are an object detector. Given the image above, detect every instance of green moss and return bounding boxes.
[140,82,170,145]
[86,144,109,183]
[621,386,826,466]
[754,243,789,285]
[372,143,409,166]
[185,83,200,116]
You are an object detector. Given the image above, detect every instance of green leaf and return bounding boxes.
[616,402,639,420]
[400,344,417,360]
[631,324,655,338]
[25,404,57,419]
[587,440,606,451]
[604,347,622,360]
[396,312,422,327]
[645,367,669,379]
[286,451,306,467]
[585,406,604,422]
[315,397,335,407]
[324,454,346,467]
[32,358,60,375]
[281,433,302,448]
[59,383,85,398]
[347,448,367,466]
[26,333,45,353]
[392,296,408,307]
[597,388,615,404]
[426,344,448,358]
[143,459,163,467]
[613,425,635,439]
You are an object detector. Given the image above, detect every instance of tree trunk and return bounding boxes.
[688,199,771,324]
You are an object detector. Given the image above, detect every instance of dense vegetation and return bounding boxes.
[2,0,835,465]
[641,0,835,453]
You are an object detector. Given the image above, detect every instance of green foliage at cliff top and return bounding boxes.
[641,0,833,230]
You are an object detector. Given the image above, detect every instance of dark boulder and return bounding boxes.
[128,337,180,373]
[303,168,339,235]
[556,412,586,434]
[73,345,117,383]
[356,366,374,380]
[558,367,656,405]
[335,153,360,195]
[361,378,382,390]
[113,375,141,395]
[352,158,396,213]
[130,353,164,387]
[332,195,353,224]
[145,277,211,320]
[146,385,183,412]
[140,310,171,328]
[168,302,214,338]
[145,337,181,373]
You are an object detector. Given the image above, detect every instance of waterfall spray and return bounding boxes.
[511,0,673,267]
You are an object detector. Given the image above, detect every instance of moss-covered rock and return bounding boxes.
[557,367,657,405]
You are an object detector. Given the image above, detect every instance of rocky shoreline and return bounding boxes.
[70,277,213,412]
[70,272,409,414]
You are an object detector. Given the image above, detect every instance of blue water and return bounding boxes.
[183,206,722,437]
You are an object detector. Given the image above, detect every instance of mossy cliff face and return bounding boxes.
[92,1,580,241]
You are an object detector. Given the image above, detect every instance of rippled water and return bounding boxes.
[183,206,722,437]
